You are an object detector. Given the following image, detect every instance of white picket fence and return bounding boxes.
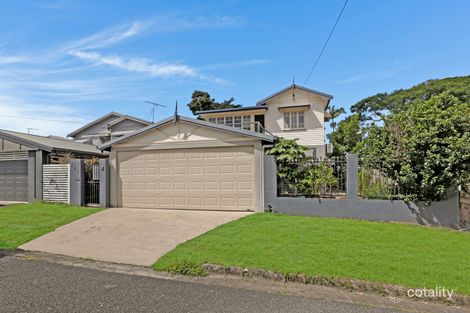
[43,164,70,203]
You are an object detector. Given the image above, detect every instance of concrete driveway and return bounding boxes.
[20,208,251,266]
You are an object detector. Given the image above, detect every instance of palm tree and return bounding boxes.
[328,105,346,132]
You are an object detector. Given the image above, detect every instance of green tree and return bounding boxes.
[265,138,308,189]
[351,76,470,123]
[187,90,241,116]
[328,105,346,132]
[327,113,362,156]
[359,92,470,201]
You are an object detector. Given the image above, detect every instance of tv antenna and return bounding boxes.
[144,101,167,123]
[26,128,39,134]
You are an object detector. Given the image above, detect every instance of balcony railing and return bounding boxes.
[211,120,273,136]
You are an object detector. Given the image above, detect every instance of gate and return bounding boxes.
[43,164,70,203]
[85,163,100,206]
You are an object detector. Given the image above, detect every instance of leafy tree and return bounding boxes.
[266,138,308,181]
[351,76,470,123]
[328,105,346,131]
[359,92,470,201]
[327,113,362,156]
[187,90,241,116]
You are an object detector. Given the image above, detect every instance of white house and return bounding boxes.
[197,84,333,157]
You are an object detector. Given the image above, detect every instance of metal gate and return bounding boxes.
[85,163,100,206]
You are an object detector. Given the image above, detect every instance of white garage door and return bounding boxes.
[118,146,255,211]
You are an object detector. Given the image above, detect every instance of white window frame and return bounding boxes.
[283,111,305,130]
[242,115,251,130]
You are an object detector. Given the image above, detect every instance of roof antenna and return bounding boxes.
[174,101,178,123]
[144,101,167,123]
[292,76,296,101]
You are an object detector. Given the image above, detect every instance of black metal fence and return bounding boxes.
[85,163,100,206]
[277,157,347,198]
[358,160,405,200]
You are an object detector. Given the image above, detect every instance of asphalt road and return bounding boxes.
[0,257,400,313]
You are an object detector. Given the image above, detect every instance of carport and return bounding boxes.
[0,130,104,202]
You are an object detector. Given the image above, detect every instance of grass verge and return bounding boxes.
[154,213,470,294]
[0,202,102,249]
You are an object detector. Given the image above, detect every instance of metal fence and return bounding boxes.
[85,163,100,206]
[358,161,405,200]
[277,157,347,198]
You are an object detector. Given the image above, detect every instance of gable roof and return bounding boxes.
[67,112,151,137]
[102,115,151,129]
[67,112,123,137]
[99,115,275,150]
[256,84,333,105]
[0,129,104,155]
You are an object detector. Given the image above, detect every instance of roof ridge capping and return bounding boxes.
[256,83,333,105]
[99,115,275,150]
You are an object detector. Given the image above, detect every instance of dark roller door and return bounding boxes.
[0,160,28,201]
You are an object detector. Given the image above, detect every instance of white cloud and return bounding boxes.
[0,95,89,136]
[62,22,148,51]
[337,64,412,84]
[68,50,197,78]
[0,56,28,65]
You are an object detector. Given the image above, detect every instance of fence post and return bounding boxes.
[69,159,85,206]
[346,153,359,200]
[99,159,110,208]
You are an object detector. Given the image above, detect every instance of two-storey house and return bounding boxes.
[197,84,333,157]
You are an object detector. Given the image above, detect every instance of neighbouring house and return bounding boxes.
[0,129,104,202]
[197,84,333,157]
[99,115,274,211]
[67,112,151,146]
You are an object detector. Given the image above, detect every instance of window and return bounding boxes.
[233,116,242,128]
[225,116,233,127]
[216,117,224,124]
[283,111,305,129]
[242,115,251,130]
[208,117,216,123]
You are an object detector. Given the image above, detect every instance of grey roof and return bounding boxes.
[100,115,275,150]
[67,112,151,137]
[256,84,333,105]
[103,115,151,129]
[195,105,268,115]
[0,129,104,155]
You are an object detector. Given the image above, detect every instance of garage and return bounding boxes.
[102,115,274,212]
[118,146,254,210]
[0,158,28,201]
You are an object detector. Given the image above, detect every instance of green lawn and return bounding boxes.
[154,213,470,295]
[0,202,102,249]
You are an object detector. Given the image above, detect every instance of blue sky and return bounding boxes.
[1,0,469,136]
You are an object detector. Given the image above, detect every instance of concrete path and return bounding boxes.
[0,201,27,207]
[20,208,251,266]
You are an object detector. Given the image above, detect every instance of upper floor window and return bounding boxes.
[283,111,305,129]
[207,115,252,130]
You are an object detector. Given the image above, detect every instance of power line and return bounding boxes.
[304,0,349,85]
[0,114,85,124]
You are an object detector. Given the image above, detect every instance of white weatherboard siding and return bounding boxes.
[263,88,326,149]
